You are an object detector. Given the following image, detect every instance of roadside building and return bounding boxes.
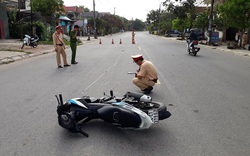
[62,5,110,36]
[0,0,18,39]
[63,6,84,35]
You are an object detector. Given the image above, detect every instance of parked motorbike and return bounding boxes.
[21,34,39,49]
[186,38,200,56]
[56,90,171,137]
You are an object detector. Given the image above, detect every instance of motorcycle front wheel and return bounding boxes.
[21,43,25,49]
[32,42,38,48]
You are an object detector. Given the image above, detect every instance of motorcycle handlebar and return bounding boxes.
[55,94,63,106]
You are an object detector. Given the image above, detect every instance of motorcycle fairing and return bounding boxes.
[112,102,153,129]
[68,98,88,109]
[113,102,147,119]
[97,105,142,128]
[70,105,93,122]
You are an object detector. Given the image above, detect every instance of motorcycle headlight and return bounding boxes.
[58,113,75,129]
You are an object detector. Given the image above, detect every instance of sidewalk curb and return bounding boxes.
[0,38,95,65]
[199,44,250,57]
[0,49,54,65]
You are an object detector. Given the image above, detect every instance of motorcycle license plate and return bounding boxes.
[148,109,159,123]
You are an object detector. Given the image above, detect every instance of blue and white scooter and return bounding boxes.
[56,91,171,137]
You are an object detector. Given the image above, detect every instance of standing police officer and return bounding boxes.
[53,26,70,68]
[69,25,80,64]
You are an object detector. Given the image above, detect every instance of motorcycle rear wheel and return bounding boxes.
[132,101,171,120]
[128,101,166,112]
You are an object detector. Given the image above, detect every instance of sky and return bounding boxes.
[63,0,165,21]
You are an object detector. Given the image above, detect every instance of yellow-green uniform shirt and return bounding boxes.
[138,60,158,80]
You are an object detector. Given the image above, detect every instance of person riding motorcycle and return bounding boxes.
[189,29,198,40]
[188,29,198,49]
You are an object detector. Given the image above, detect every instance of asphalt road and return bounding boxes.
[0,31,250,156]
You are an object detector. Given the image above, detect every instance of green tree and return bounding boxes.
[172,17,187,31]
[132,19,145,31]
[31,0,64,21]
[146,10,160,33]
[32,21,46,40]
[163,0,197,30]
[96,14,127,35]
[84,8,90,12]
[193,12,209,31]
[158,11,175,34]
[218,0,250,32]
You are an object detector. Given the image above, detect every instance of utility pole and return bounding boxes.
[30,0,33,35]
[158,3,161,35]
[208,0,214,45]
[18,0,23,38]
[93,0,97,39]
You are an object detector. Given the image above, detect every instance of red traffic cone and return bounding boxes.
[132,38,135,44]
[119,39,122,44]
[99,39,102,44]
[112,39,114,44]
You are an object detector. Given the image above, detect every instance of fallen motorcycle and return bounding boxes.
[56,91,171,137]
[21,34,39,49]
[186,38,200,56]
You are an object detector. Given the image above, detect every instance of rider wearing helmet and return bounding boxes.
[188,29,198,49]
[189,29,198,40]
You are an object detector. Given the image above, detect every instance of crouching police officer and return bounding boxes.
[131,54,158,94]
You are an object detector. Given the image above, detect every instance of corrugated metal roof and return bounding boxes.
[59,15,72,21]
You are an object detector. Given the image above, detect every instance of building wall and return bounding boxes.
[0,3,10,39]
[25,0,31,10]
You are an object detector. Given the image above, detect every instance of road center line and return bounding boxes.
[138,46,142,51]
